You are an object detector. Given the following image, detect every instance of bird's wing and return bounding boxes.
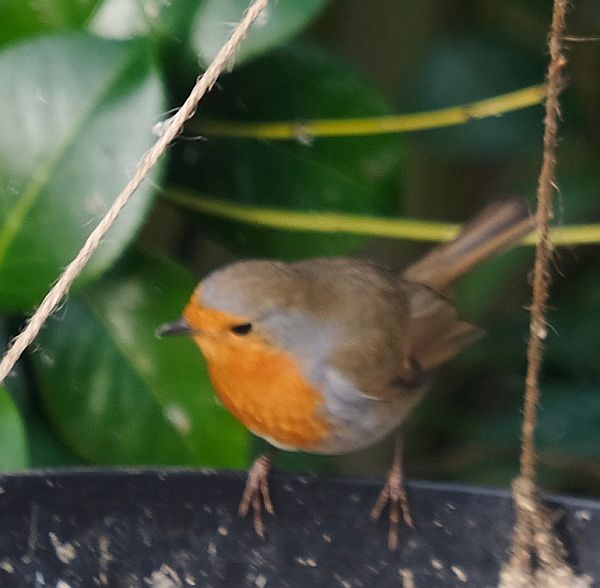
[398,280,483,373]
[326,277,481,401]
[289,258,481,402]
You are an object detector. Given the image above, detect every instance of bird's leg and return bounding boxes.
[239,451,275,539]
[370,432,413,550]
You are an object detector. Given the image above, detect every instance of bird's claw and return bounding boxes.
[370,452,413,550]
[239,454,274,539]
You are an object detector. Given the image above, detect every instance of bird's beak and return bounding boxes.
[155,317,196,338]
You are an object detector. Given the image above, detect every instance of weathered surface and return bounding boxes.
[0,469,597,587]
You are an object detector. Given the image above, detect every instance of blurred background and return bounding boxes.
[0,0,599,497]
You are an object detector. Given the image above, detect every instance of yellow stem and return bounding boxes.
[191,84,547,139]
[164,190,600,246]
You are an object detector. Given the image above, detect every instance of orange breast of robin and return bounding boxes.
[184,298,332,450]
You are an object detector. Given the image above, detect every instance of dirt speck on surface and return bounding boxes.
[27,503,40,558]
[56,580,72,588]
[500,567,594,588]
[430,558,444,571]
[399,568,416,588]
[575,510,592,522]
[97,535,112,585]
[451,565,468,582]
[217,526,229,536]
[49,532,76,564]
[294,556,317,567]
[333,573,352,588]
[146,563,182,587]
[254,573,267,587]
[0,559,15,574]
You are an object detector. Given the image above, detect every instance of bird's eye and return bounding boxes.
[231,323,253,335]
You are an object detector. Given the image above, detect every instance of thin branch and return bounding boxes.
[163,189,600,246]
[191,83,546,139]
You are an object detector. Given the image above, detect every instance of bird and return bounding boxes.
[157,198,533,549]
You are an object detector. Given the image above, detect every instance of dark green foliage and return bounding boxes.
[0,0,599,497]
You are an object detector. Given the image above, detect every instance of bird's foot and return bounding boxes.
[239,453,275,539]
[370,438,413,550]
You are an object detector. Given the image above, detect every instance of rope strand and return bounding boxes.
[500,2,591,585]
[521,0,567,495]
[0,0,269,386]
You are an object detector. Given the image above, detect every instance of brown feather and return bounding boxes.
[403,198,533,292]
[194,200,532,405]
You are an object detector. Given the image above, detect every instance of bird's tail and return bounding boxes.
[403,198,533,292]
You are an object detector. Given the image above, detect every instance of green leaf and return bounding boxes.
[88,0,203,41]
[25,412,83,467]
[0,33,165,311]
[479,383,600,460]
[33,249,249,467]
[404,35,545,160]
[1,318,83,466]
[0,387,29,470]
[192,0,328,67]
[545,258,600,378]
[0,0,100,47]
[455,246,533,323]
[171,43,405,258]
[535,386,600,458]
[0,319,30,410]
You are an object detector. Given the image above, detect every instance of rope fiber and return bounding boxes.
[0,0,270,386]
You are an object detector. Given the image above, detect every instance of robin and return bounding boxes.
[157,198,532,549]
